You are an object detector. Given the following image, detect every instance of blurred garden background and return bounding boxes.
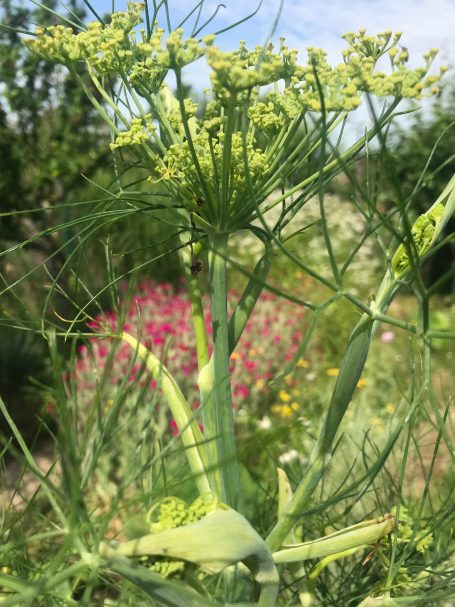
[0,1,454,605]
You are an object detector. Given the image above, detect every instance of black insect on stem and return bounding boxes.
[190,259,203,276]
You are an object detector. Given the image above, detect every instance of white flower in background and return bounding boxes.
[258,415,272,430]
[279,449,300,465]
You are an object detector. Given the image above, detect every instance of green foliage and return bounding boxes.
[0,0,108,234]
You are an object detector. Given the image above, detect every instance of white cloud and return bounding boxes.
[279,0,455,67]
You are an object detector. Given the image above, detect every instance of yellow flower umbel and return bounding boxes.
[25,11,445,234]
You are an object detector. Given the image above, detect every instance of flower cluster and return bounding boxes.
[206,31,444,111]
[24,5,445,234]
[147,494,223,533]
[25,4,214,81]
[389,505,433,554]
[392,203,445,276]
[139,494,223,578]
[110,114,155,150]
[152,131,268,212]
[24,3,144,73]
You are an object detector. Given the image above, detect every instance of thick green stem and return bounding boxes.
[180,237,210,371]
[206,232,240,507]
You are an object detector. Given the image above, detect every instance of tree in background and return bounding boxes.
[0,0,109,440]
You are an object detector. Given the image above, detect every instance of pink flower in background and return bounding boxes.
[76,282,307,433]
[381,331,395,343]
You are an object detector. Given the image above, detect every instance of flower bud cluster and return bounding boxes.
[109,114,155,150]
[24,2,144,73]
[392,203,444,276]
[389,505,433,554]
[152,129,268,207]
[207,30,443,113]
[143,494,222,578]
[205,41,286,100]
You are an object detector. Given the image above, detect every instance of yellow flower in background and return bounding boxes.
[326,368,340,377]
[248,348,257,357]
[296,358,310,368]
[369,416,384,432]
[271,403,296,418]
[385,403,396,414]
[357,378,367,388]
[230,352,241,361]
[279,390,292,402]
[255,379,266,390]
[103,399,114,413]
[291,402,300,411]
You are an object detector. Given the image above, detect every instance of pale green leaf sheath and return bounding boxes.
[100,508,279,606]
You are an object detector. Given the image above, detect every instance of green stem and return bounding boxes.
[266,270,404,551]
[272,514,394,563]
[206,232,240,507]
[180,237,210,370]
[260,100,401,217]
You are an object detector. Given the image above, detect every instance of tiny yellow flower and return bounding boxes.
[271,405,282,415]
[248,348,257,357]
[385,402,396,414]
[357,378,367,388]
[291,402,300,411]
[230,352,241,360]
[296,358,310,368]
[326,368,340,377]
[369,416,384,431]
[103,398,114,414]
[279,389,292,402]
[281,405,293,417]
[255,379,266,390]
